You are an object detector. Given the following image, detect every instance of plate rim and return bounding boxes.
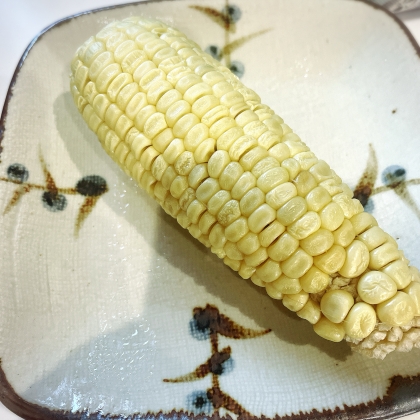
[1,0,420,419]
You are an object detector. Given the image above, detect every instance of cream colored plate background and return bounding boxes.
[1,0,420,419]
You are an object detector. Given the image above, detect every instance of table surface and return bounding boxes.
[1,1,420,419]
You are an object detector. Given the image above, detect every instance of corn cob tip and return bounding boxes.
[70,16,420,359]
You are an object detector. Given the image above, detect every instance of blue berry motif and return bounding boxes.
[42,191,67,212]
[186,391,212,414]
[212,354,234,376]
[381,165,406,187]
[205,45,222,61]
[230,61,245,78]
[364,198,375,214]
[222,4,242,23]
[7,163,29,183]
[76,175,107,196]
[189,317,210,341]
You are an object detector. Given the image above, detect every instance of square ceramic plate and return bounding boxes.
[1,0,420,419]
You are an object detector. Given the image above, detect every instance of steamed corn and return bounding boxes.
[70,17,420,359]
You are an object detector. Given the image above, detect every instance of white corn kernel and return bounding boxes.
[305,186,332,212]
[196,178,220,203]
[299,228,334,257]
[320,290,354,324]
[287,211,321,241]
[256,167,289,193]
[313,244,346,275]
[248,204,276,234]
[244,247,268,267]
[258,220,285,248]
[293,171,317,197]
[237,232,260,256]
[313,317,345,342]
[281,158,301,179]
[382,259,412,289]
[358,226,388,252]
[208,151,231,179]
[333,219,356,248]
[217,199,241,227]
[283,291,309,312]
[240,187,265,217]
[224,241,244,261]
[207,190,231,216]
[231,172,256,200]
[281,248,313,278]
[369,242,400,270]
[357,271,397,304]
[277,196,308,226]
[255,259,282,283]
[297,299,321,324]
[268,232,299,262]
[339,240,370,278]
[269,274,302,294]
[265,182,297,210]
[350,212,378,235]
[403,282,420,315]
[300,266,330,293]
[265,282,283,300]
[376,292,415,326]
[187,163,208,189]
[319,202,344,232]
[343,302,377,340]
[225,217,249,242]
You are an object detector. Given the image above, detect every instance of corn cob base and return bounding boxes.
[70,16,420,359]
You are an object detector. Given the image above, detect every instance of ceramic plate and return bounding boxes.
[1,0,420,419]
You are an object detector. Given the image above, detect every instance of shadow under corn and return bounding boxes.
[54,90,351,363]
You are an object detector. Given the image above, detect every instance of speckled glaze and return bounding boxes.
[1,0,420,419]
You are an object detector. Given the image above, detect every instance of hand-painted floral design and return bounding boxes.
[164,304,271,416]
[353,144,420,219]
[0,153,108,236]
[190,2,271,78]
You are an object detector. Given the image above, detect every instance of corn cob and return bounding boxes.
[70,17,420,359]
